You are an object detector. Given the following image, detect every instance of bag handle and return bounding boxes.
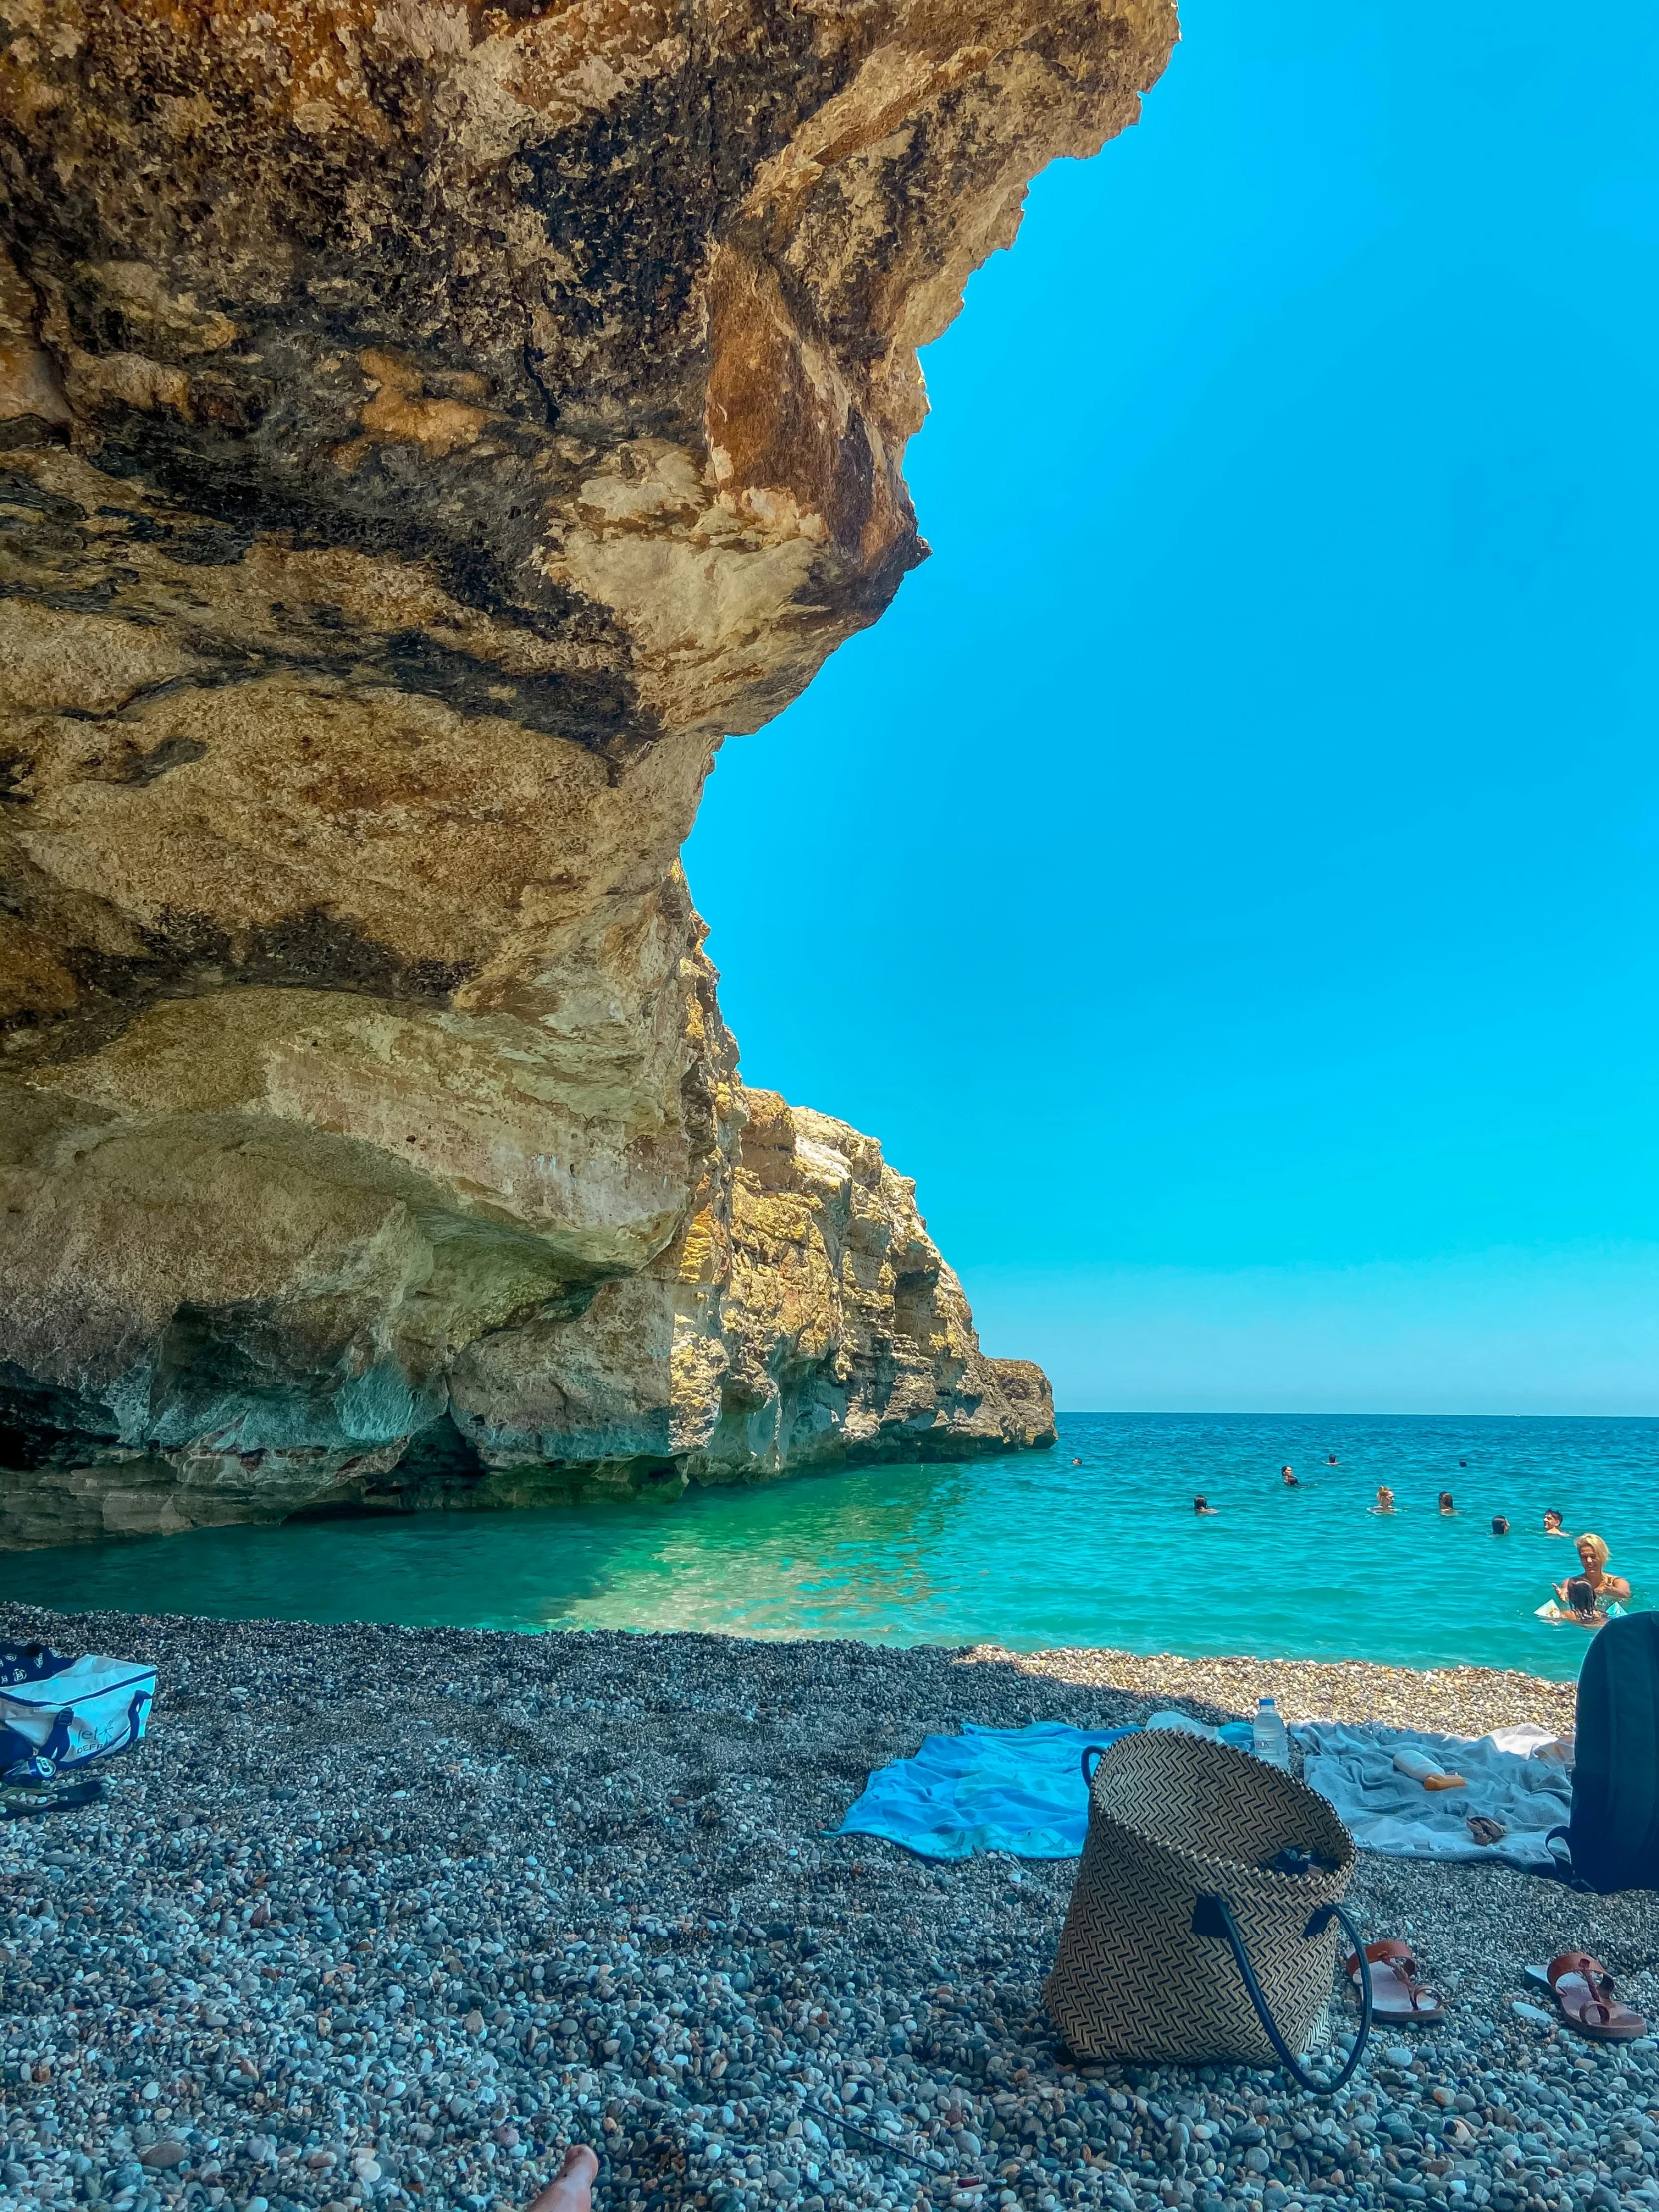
[1079,1730,1141,1788]
[1192,1892,1372,2094]
[126,1686,153,1751]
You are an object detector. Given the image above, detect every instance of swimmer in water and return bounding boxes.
[1326,1453,1338,1465]
[1071,1457,1083,1466]
[1554,1532,1630,1613]
[1373,1485,1395,1513]
[1281,1465,1299,1487]
[1438,1491,1456,1514]
[1492,1516,1510,1536]
[1543,1508,1569,1537]
[1194,1495,1218,1515]
[1565,1578,1602,1627]
[1538,1573,1618,1630]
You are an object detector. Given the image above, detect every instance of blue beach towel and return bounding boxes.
[830,1721,1140,1861]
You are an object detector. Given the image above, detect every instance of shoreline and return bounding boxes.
[971,1647,1580,1740]
[3,1601,1585,1734]
[0,1609,1646,2212]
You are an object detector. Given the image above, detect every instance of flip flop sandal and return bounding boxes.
[0,1779,103,1821]
[1345,1939,1446,2024]
[1542,1953,1647,2043]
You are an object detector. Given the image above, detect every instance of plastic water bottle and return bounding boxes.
[1252,1695,1289,1769]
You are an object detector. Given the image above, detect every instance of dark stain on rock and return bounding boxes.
[148,1303,292,1438]
[94,503,172,542]
[75,417,651,756]
[85,398,574,623]
[0,415,68,453]
[158,522,255,567]
[0,1369,122,1473]
[86,502,252,565]
[515,19,861,421]
[374,630,644,757]
[235,908,476,1003]
[28,578,127,613]
[0,905,480,1070]
[0,461,650,759]
[183,370,270,436]
[65,903,476,1012]
[107,733,208,785]
[0,470,84,524]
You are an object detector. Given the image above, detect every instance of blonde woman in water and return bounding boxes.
[1553,1532,1630,1613]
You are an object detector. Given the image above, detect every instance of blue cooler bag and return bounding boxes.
[0,1642,156,1782]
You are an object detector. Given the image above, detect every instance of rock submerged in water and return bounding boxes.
[0,0,1164,1541]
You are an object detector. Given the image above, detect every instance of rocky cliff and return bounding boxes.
[0,0,1172,1544]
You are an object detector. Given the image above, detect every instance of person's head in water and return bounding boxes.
[1492,1515,1510,1536]
[1194,1495,1217,1515]
[1577,1532,1612,1581]
[1544,1508,1565,1534]
[1439,1491,1455,1514]
[1071,1457,1083,1466]
[1566,1577,1598,1621]
[1326,1453,1338,1465]
[1281,1466,1298,1487]
[1375,1485,1395,1512]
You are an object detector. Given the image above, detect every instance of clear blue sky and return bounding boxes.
[685,0,1659,1415]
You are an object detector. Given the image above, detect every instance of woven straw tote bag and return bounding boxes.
[1045,1731,1372,2090]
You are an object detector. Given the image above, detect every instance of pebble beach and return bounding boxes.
[0,1609,1654,2212]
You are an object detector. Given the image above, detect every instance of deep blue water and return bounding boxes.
[0,1414,1649,1680]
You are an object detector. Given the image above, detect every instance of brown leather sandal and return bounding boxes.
[1545,1953,1647,2043]
[1345,1938,1446,2024]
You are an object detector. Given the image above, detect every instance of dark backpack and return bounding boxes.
[1557,1611,1659,1893]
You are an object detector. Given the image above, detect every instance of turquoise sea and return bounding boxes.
[0,1414,1650,1681]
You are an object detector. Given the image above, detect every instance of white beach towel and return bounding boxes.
[1294,1721,1571,1868]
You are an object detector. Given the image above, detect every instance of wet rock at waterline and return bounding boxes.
[0,1077,1055,1544]
[0,0,1144,1537]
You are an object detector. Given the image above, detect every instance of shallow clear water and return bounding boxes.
[0,1414,1650,1679]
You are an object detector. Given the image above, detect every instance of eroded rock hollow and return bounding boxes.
[0,0,1173,1544]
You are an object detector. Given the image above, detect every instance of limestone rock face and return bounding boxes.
[0,0,1161,1542]
[445,1088,1056,1496]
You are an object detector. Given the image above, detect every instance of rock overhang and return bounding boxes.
[0,0,1169,1537]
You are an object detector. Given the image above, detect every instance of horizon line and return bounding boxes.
[1049,1407,1659,1422]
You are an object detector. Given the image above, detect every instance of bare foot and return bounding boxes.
[528,2144,599,2212]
